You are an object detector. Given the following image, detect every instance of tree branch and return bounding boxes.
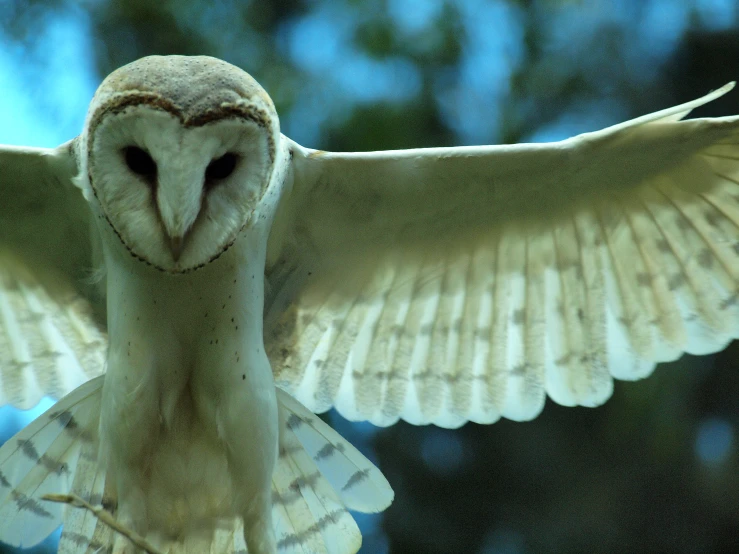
[42,493,165,554]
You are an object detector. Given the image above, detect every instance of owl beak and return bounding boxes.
[169,235,185,262]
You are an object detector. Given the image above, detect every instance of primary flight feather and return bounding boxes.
[0,55,737,552]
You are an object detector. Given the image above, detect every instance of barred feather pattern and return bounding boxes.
[0,376,102,548]
[0,251,106,409]
[269,137,739,429]
[0,380,391,554]
[271,389,392,554]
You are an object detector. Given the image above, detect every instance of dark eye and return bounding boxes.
[205,153,238,183]
[124,147,157,178]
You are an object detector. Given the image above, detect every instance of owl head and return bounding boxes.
[75,55,280,273]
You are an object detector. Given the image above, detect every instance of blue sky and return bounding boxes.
[1,0,737,149]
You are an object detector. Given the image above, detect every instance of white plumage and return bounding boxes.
[0,55,738,552]
[268,82,739,428]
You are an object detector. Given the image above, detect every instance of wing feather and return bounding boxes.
[268,83,739,427]
[273,389,392,553]
[0,141,105,408]
[277,389,393,514]
[58,436,112,554]
[373,260,420,424]
[0,376,103,548]
[0,252,106,409]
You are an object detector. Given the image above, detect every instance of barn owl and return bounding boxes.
[0,55,738,553]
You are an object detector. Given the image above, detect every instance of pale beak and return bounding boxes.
[169,235,185,262]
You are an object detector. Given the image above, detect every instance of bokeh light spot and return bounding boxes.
[694,417,734,466]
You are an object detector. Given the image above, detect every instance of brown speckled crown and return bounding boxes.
[86,55,279,155]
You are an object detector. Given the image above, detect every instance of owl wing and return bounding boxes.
[265,82,739,429]
[0,141,106,409]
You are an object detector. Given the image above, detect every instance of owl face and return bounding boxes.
[79,56,279,273]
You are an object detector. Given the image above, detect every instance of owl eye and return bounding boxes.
[124,147,157,179]
[205,153,238,183]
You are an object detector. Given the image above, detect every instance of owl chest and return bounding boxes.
[103,253,269,415]
[111,266,238,350]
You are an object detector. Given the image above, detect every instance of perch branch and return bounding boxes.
[42,493,164,554]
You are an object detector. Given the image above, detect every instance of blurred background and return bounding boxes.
[1,0,738,552]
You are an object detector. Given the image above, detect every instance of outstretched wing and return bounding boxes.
[0,141,106,409]
[265,83,739,428]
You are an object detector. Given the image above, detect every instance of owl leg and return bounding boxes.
[100,364,161,552]
[111,484,148,554]
[192,368,280,554]
[242,492,278,554]
[225,399,279,554]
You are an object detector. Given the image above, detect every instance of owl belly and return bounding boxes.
[102,327,276,547]
[143,386,239,538]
